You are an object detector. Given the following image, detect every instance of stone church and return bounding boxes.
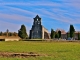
[29,15,50,39]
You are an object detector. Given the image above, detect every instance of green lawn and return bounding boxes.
[0,41,80,60]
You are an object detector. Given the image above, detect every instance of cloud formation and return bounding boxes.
[0,0,80,32]
[0,21,20,32]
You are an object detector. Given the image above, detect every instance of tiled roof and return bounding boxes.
[75,31,80,33]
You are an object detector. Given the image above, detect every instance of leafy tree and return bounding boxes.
[58,30,61,38]
[78,32,80,40]
[8,33,13,36]
[0,31,3,36]
[13,32,17,36]
[69,24,75,38]
[6,29,9,36]
[6,29,9,33]
[50,29,55,39]
[55,32,59,38]
[18,24,28,39]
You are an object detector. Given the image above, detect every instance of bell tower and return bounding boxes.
[29,15,50,39]
[33,15,41,26]
[29,15,42,39]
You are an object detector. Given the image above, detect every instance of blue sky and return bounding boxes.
[0,0,80,34]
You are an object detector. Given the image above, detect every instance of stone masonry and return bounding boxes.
[29,15,50,39]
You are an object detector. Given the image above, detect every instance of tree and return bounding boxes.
[0,31,3,36]
[55,32,59,38]
[78,32,80,40]
[8,33,13,36]
[50,29,55,39]
[13,32,17,36]
[6,29,9,37]
[69,24,75,38]
[58,30,61,38]
[18,24,28,39]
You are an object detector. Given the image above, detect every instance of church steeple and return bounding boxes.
[30,15,50,39]
[33,15,41,25]
[35,15,40,18]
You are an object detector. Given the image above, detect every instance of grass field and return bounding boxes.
[0,41,80,60]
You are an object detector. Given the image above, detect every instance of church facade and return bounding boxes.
[29,15,50,39]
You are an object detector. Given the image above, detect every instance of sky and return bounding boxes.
[0,0,80,34]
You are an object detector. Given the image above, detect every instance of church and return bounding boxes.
[29,15,50,39]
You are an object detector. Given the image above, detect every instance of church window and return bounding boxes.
[37,31,38,33]
[38,22,40,24]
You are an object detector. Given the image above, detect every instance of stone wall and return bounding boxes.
[30,25,42,39]
[42,26,50,39]
[30,15,50,39]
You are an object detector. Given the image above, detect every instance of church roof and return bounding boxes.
[42,26,48,31]
[34,15,41,19]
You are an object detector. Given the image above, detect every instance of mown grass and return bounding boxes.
[0,41,80,60]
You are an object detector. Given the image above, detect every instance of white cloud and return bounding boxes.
[0,0,80,32]
[0,21,30,35]
[0,21,20,32]
[0,13,32,23]
[0,2,61,7]
[7,6,36,15]
[38,9,80,24]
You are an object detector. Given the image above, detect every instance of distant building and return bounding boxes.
[29,15,50,39]
[0,30,21,41]
[56,29,67,39]
[0,36,21,41]
[56,29,80,40]
[67,31,80,40]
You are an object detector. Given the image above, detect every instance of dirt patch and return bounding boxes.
[0,52,47,58]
